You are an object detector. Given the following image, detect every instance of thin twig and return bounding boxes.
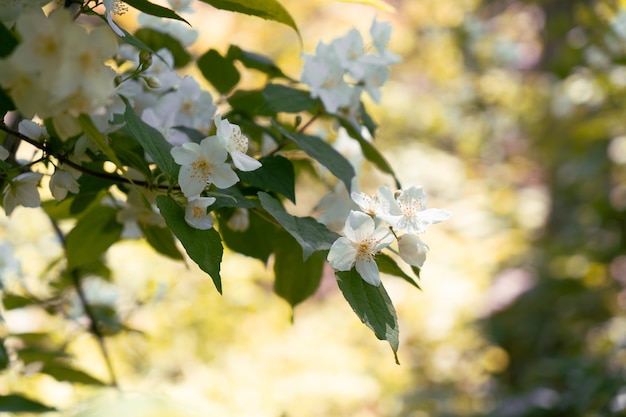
[48,217,120,388]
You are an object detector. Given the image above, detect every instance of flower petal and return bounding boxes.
[327,237,357,271]
[208,163,239,189]
[343,210,375,243]
[231,151,261,172]
[356,258,381,286]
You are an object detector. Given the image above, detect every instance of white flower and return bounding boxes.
[369,17,401,64]
[398,234,429,268]
[327,210,394,286]
[49,168,80,200]
[103,0,126,37]
[18,120,47,141]
[157,76,216,134]
[170,137,239,197]
[301,42,353,114]
[2,172,43,216]
[184,196,216,230]
[0,146,9,161]
[316,181,357,233]
[351,188,381,217]
[332,28,366,79]
[141,100,189,146]
[214,115,261,171]
[377,185,451,234]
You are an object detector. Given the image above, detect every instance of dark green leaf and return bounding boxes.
[336,269,399,363]
[0,340,8,370]
[65,205,123,270]
[2,294,35,310]
[0,88,15,120]
[18,348,69,365]
[376,253,420,289]
[134,28,192,68]
[198,0,300,38]
[273,232,325,307]
[0,395,56,413]
[121,100,179,184]
[123,0,190,25]
[258,192,339,260]
[218,209,277,262]
[42,198,75,220]
[156,195,223,293]
[336,115,401,189]
[227,90,265,116]
[227,45,291,79]
[41,362,106,386]
[359,101,378,136]
[236,155,295,203]
[209,186,258,209]
[109,131,153,180]
[261,84,318,114]
[197,49,240,94]
[141,224,185,260]
[0,21,17,58]
[277,125,355,192]
[70,178,114,215]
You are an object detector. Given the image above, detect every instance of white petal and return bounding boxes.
[200,137,228,163]
[398,234,429,268]
[327,237,357,271]
[371,226,394,251]
[419,208,452,224]
[208,163,239,189]
[343,210,374,243]
[171,143,200,165]
[231,151,261,171]
[356,258,381,286]
[184,197,216,230]
[178,165,207,197]
[376,185,402,216]
[0,146,8,161]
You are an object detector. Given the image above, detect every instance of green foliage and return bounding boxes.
[198,0,300,38]
[227,45,292,80]
[157,195,224,293]
[123,0,190,25]
[236,155,296,203]
[0,395,56,413]
[258,192,339,260]
[197,49,241,94]
[134,28,192,68]
[335,269,399,363]
[376,253,420,289]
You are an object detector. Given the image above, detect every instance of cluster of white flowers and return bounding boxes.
[170,115,261,230]
[327,185,451,286]
[0,9,117,135]
[301,17,401,115]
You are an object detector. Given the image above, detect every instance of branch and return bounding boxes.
[47,216,119,388]
[0,121,172,191]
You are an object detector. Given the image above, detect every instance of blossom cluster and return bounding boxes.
[327,185,451,286]
[301,18,401,116]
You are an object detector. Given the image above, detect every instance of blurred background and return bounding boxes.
[2,0,626,416]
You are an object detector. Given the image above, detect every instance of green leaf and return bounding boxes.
[276,125,355,192]
[228,90,266,116]
[156,195,223,293]
[218,209,277,262]
[70,178,115,215]
[273,232,325,308]
[121,100,179,184]
[197,49,240,94]
[336,115,401,189]
[41,362,106,386]
[0,21,17,58]
[65,205,123,270]
[78,114,135,184]
[209,186,258,210]
[0,88,15,120]
[261,84,318,114]
[376,253,420,289]
[141,224,185,261]
[110,131,153,180]
[134,28,192,68]
[2,294,36,310]
[0,340,8,370]
[336,269,399,363]
[0,395,56,413]
[236,155,295,203]
[258,192,339,260]
[123,0,190,25]
[198,0,300,39]
[227,45,291,79]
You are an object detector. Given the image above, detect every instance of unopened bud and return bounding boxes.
[114,75,124,86]
[144,76,161,89]
[139,51,153,70]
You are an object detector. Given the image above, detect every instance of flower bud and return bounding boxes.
[398,234,429,268]
[139,51,153,70]
[144,76,161,89]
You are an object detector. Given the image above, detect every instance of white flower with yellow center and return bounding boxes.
[327,210,394,286]
[214,115,261,172]
[103,0,127,37]
[377,185,451,234]
[184,196,216,230]
[170,137,239,198]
